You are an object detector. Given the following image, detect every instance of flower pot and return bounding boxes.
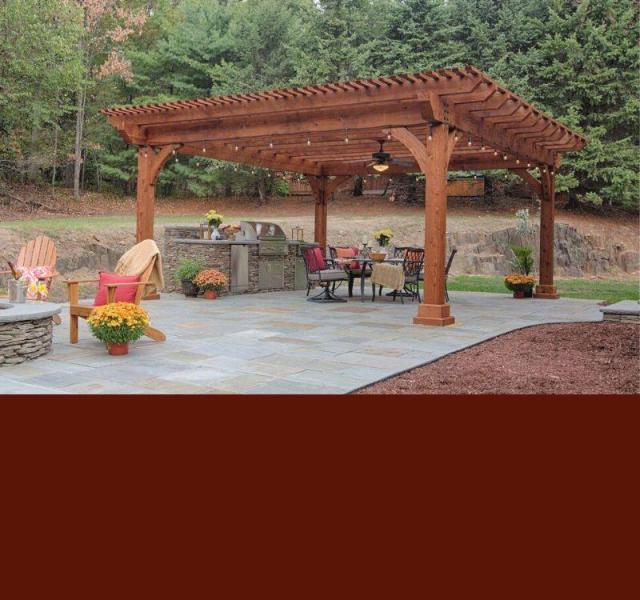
[203,290,218,300]
[107,342,129,356]
[181,279,199,297]
[513,290,526,299]
[524,287,534,298]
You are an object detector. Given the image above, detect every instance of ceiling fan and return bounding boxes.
[367,139,413,172]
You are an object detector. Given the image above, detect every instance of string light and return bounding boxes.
[269,140,274,149]
[387,132,392,141]
[527,162,531,168]
[467,136,472,147]
[481,141,486,151]
[493,150,498,156]
[202,142,206,153]
[503,154,508,160]
[454,130,459,142]
[427,125,432,141]
[344,129,349,143]
[234,144,239,151]
[172,149,176,155]
[307,138,311,146]
[516,159,520,164]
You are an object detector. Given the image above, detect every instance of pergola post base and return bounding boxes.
[533,284,559,299]
[413,303,455,327]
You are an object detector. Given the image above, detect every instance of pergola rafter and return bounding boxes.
[102,65,586,326]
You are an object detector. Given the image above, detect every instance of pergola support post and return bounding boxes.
[389,124,455,326]
[534,169,558,299]
[307,175,350,251]
[136,144,179,242]
[511,168,558,299]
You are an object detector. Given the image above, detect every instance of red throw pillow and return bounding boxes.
[93,272,141,306]
[335,247,360,270]
[312,247,326,271]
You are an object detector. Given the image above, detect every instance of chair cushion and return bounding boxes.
[335,247,360,270]
[312,247,326,271]
[308,269,349,282]
[93,271,140,306]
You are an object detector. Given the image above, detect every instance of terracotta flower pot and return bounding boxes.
[203,290,218,300]
[107,342,129,356]
[513,290,525,299]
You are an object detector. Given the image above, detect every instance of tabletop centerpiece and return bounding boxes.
[87,302,150,355]
[194,268,228,299]
[371,228,394,261]
[204,209,224,240]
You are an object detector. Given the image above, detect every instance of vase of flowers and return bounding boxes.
[205,209,224,240]
[193,269,227,299]
[504,274,535,299]
[87,302,150,355]
[174,259,204,297]
[373,228,394,255]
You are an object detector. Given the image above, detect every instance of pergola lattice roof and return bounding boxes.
[103,65,586,176]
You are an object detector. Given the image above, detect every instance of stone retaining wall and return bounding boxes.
[0,317,53,366]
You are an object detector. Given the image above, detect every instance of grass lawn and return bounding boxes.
[447,274,639,304]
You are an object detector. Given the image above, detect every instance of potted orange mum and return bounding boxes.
[504,274,535,299]
[194,269,227,299]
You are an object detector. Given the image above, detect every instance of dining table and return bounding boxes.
[334,255,405,302]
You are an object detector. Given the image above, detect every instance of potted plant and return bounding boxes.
[174,259,204,297]
[193,268,227,299]
[87,302,150,355]
[373,228,394,255]
[205,209,224,240]
[510,246,535,297]
[504,274,535,299]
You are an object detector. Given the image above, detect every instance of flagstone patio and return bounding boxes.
[0,291,602,395]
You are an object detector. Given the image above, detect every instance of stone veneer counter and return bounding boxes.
[163,226,308,295]
[0,301,61,366]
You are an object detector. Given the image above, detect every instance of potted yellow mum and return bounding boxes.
[87,302,150,355]
[504,274,535,299]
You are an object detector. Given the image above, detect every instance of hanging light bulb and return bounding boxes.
[493,150,499,156]
[387,132,392,141]
[269,140,274,149]
[307,138,311,146]
[172,149,176,155]
[481,141,486,151]
[143,149,148,157]
[344,129,349,143]
[467,137,472,147]
[454,130,459,142]
[427,124,432,141]
[503,154,508,160]
[234,144,239,151]
[516,159,520,164]
[202,142,206,153]
[527,162,531,168]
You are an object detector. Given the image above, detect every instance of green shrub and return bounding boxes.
[174,259,205,283]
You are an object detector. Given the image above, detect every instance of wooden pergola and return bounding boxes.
[102,65,585,326]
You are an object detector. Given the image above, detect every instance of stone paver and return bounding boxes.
[0,290,602,395]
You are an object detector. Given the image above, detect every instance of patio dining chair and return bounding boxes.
[329,246,371,297]
[301,245,349,303]
[416,246,457,302]
[394,248,424,303]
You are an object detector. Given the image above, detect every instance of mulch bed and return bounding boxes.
[356,322,640,395]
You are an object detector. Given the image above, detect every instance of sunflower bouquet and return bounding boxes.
[373,228,394,247]
[87,302,150,345]
[205,209,224,227]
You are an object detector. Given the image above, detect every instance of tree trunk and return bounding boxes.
[51,123,58,192]
[73,86,86,201]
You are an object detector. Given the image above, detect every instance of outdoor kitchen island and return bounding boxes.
[162,221,308,295]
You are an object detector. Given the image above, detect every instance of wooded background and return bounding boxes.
[1,0,638,210]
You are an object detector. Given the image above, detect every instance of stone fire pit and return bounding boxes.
[0,301,61,366]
